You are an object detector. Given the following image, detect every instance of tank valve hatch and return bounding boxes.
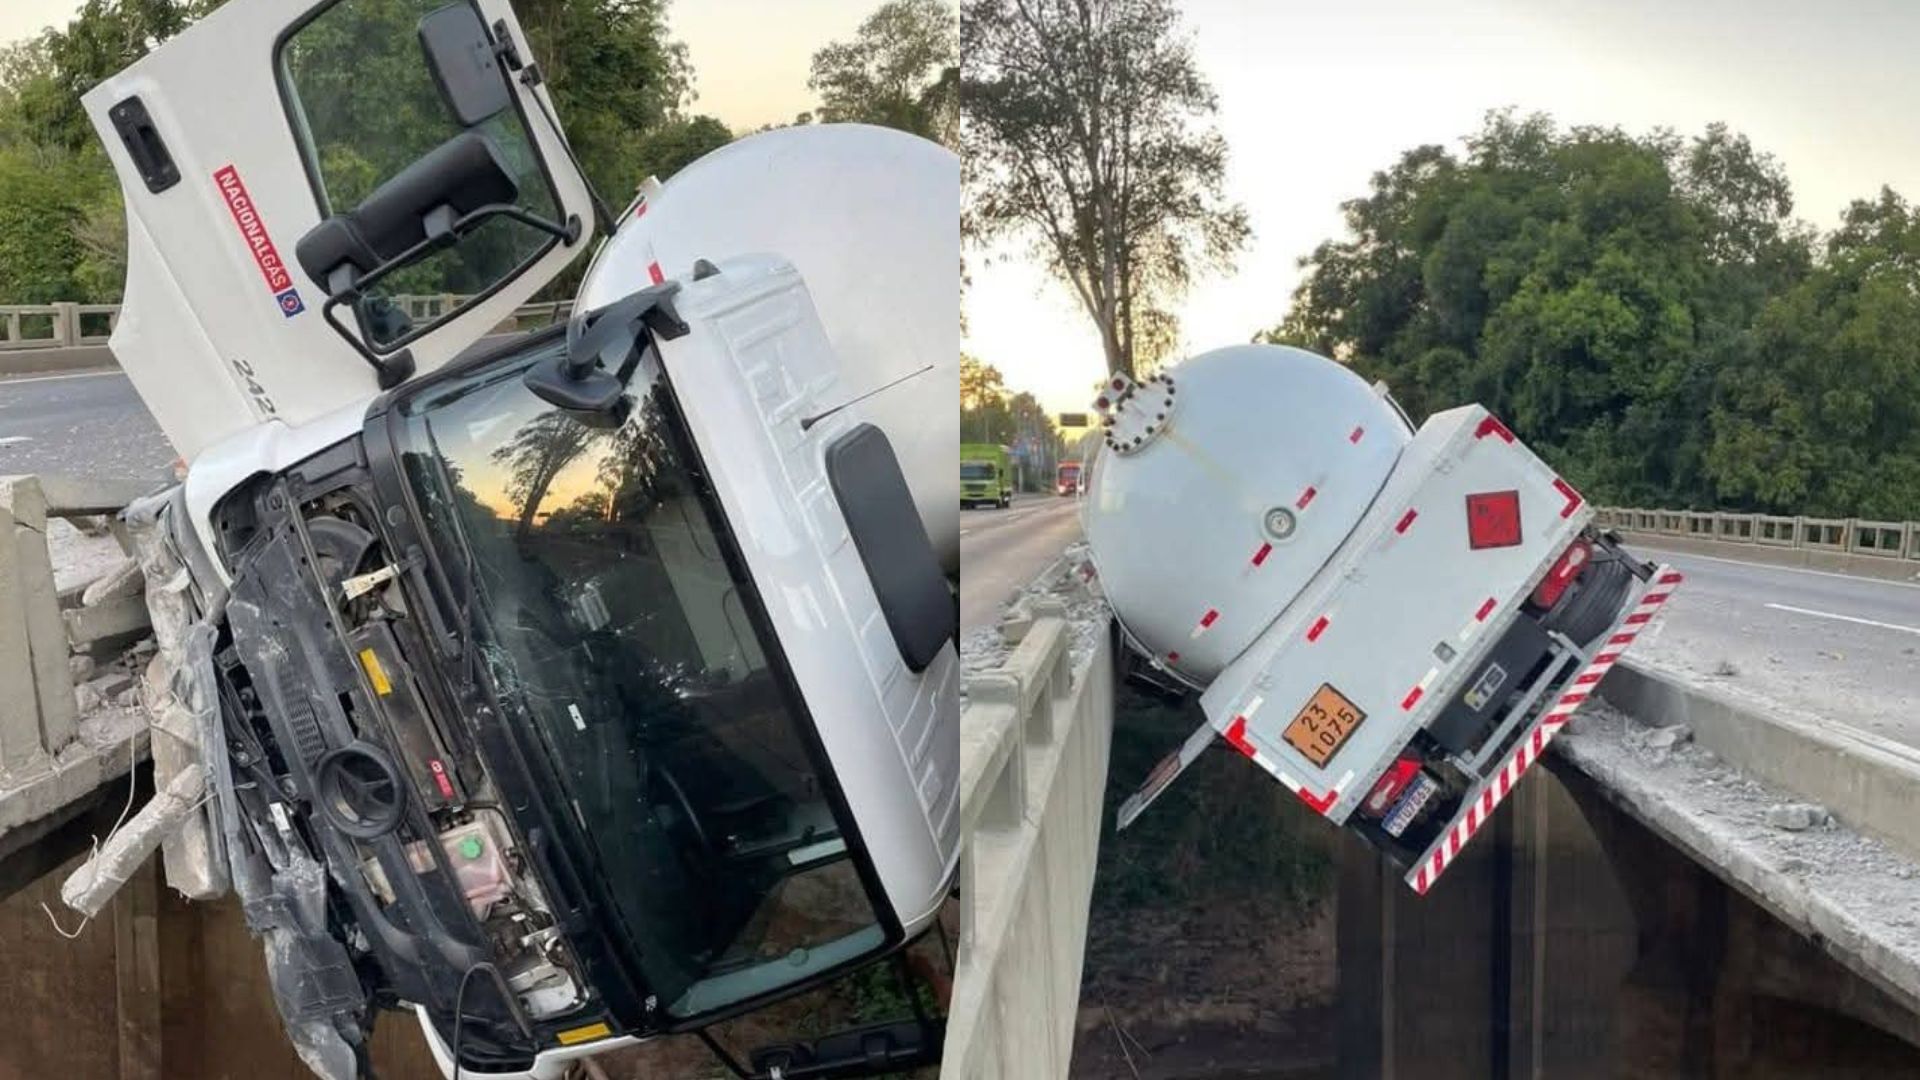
[1093,371,1176,455]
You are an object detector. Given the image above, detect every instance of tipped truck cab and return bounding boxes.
[84,1,958,1076]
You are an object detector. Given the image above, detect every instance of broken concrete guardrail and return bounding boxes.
[0,474,175,896]
[947,557,1115,1080]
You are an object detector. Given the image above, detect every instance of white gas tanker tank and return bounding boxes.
[578,124,960,574]
[1083,345,1413,683]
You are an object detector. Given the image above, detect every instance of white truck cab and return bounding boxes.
[82,2,958,1077]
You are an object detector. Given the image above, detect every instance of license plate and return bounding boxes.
[1383,773,1439,837]
[1281,683,1366,767]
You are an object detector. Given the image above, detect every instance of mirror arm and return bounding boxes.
[310,203,574,389]
[521,279,691,416]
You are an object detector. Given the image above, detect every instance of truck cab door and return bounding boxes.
[83,0,597,461]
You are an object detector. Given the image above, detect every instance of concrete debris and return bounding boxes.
[73,682,103,714]
[1765,803,1831,832]
[962,542,1110,706]
[59,762,206,919]
[1710,660,1737,677]
[1643,724,1692,751]
[67,654,95,682]
[79,556,144,607]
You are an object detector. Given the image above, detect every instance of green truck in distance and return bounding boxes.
[960,443,1014,509]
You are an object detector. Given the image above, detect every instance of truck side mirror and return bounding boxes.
[418,3,511,127]
[295,130,520,298]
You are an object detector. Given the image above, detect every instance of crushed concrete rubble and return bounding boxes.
[1558,700,1920,1003]
[960,542,1108,704]
[1765,803,1831,832]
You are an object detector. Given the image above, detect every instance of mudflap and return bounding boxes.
[1403,564,1683,894]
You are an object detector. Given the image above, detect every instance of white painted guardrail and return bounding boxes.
[0,298,573,351]
[946,590,1115,1079]
[1595,506,1920,563]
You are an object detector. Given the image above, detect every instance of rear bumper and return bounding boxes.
[1402,564,1683,893]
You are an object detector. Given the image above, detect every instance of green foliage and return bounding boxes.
[1271,110,1920,518]
[1706,188,1920,517]
[1094,682,1332,917]
[0,0,730,307]
[0,146,114,303]
[809,0,957,147]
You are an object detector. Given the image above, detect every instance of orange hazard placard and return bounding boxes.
[1282,683,1366,767]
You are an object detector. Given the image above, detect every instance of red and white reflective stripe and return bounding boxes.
[1458,596,1498,643]
[1552,477,1584,518]
[1296,486,1318,510]
[1475,415,1515,442]
[647,260,665,285]
[1394,508,1419,534]
[1251,542,1273,567]
[1410,566,1683,894]
[1190,608,1221,639]
[1305,615,1330,642]
[1400,666,1439,710]
[1349,425,1366,444]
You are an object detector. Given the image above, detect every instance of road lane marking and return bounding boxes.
[1763,602,1920,636]
[1633,545,1920,592]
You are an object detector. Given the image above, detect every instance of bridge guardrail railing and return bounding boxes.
[1598,506,1920,563]
[0,298,572,351]
[947,590,1115,1080]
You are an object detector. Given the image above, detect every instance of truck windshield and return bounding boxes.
[396,338,882,1019]
[960,461,994,480]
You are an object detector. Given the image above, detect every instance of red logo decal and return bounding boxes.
[213,164,294,294]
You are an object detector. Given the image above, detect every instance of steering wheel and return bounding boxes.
[653,763,715,857]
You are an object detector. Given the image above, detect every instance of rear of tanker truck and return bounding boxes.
[1083,345,1681,893]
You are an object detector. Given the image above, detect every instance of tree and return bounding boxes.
[1706,187,1920,518]
[1268,111,1834,512]
[809,0,957,147]
[960,353,1012,442]
[962,0,1248,379]
[492,410,594,536]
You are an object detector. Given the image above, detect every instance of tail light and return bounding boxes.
[1361,756,1424,818]
[1532,538,1592,610]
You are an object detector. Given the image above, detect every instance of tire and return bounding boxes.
[1544,554,1635,647]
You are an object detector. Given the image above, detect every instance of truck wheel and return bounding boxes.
[1544,554,1634,647]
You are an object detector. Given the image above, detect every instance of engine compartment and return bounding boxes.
[210,435,588,1072]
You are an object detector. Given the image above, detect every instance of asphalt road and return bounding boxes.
[0,369,174,484]
[954,499,1920,748]
[1626,544,1920,748]
[958,492,1084,633]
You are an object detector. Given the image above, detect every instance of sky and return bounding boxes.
[1,1,873,132]
[965,0,1920,416]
